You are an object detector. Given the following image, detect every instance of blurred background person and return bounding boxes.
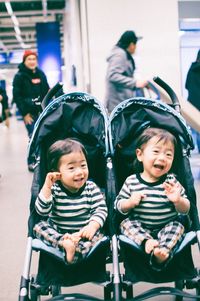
[104,30,148,114]
[0,85,10,128]
[0,85,10,180]
[12,50,50,171]
[185,49,200,153]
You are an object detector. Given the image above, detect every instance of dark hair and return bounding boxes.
[116,30,140,49]
[133,127,177,172]
[196,49,200,62]
[47,138,87,171]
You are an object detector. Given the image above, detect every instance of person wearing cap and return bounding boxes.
[105,30,148,113]
[12,49,49,171]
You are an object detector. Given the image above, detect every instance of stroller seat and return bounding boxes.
[32,236,110,264]
[119,230,196,256]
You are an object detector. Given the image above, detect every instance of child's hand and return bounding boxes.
[163,181,182,205]
[41,172,61,198]
[129,191,146,207]
[119,192,145,213]
[44,172,61,188]
[4,118,9,128]
[79,221,100,240]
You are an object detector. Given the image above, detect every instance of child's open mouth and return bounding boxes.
[154,164,164,170]
[74,178,84,183]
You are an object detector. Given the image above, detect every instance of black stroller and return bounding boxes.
[18,88,118,301]
[108,77,200,300]
[18,78,200,301]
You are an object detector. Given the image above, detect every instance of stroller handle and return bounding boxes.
[153,76,181,112]
[41,82,63,110]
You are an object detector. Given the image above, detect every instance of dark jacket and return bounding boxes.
[12,63,49,116]
[0,87,9,121]
[185,61,200,111]
[104,46,136,113]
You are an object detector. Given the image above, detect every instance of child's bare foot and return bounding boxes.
[145,239,159,254]
[62,239,76,263]
[71,232,81,245]
[153,247,169,263]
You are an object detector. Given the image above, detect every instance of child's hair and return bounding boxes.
[133,127,177,173]
[47,138,87,171]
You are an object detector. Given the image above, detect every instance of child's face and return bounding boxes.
[58,151,89,193]
[136,136,175,182]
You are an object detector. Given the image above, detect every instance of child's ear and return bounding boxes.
[136,148,142,162]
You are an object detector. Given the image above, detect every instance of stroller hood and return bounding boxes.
[28,92,108,164]
[108,97,194,154]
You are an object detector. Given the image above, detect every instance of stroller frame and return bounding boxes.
[19,88,122,301]
[18,78,200,301]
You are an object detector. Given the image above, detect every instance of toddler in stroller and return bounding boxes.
[18,91,113,301]
[33,138,107,264]
[115,127,190,271]
[109,78,200,300]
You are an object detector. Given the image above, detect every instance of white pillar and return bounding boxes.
[63,0,84,92]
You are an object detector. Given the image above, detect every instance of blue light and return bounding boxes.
[36,22,62,87]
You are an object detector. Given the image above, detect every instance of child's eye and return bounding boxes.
[166,153,173,157]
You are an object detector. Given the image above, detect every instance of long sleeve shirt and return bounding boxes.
[35,180,108,233]
[115,173,188,230]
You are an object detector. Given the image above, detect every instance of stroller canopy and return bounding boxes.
[108,97,194,154]
[28,92,109,163]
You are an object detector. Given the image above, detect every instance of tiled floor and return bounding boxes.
[0,116,200,301]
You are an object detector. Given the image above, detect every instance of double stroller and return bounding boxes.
[18,78,200,300]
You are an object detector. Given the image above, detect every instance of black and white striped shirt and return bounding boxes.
[115,173,187,229]
[35,180,108,233]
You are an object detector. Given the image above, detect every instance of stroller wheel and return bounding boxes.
[30,275,49,300]
[30,286,41,301]
[195,268,200,296]
[175,280,184,301]
[175,295,183,301]
[51,285,61,297]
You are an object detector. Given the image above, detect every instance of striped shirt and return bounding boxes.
[35,180,108,233]
[115,173,187,230]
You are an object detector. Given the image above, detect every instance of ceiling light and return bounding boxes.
[0,41,7,52]
[42,0,47,20]
[14,26,21,36]
[5,0,25,48]
[11,15,19,27]
[21,43,32,49]
[15,35,23,43]
[5,1,13,16]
